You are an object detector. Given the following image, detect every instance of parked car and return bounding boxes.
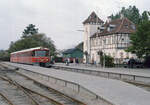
[123,59,130,65]
[123,59,144,68]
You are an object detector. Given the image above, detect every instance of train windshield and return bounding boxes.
[34,50,49,57]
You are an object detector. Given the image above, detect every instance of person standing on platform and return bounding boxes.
[128,57,135,68]
[75,58,79,64]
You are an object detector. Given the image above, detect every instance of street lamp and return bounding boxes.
[103,38,106,68]
[84,51,88,64]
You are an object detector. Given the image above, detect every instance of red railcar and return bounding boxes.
[10,47,50,67]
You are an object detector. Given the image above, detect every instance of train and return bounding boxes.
[10,47,50,67]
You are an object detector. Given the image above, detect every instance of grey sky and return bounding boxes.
[0,0,149,50]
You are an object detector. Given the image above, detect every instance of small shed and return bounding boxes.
[62,48,83,63]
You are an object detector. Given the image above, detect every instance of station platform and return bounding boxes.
[54,63,150,77]
[4,62,150,105]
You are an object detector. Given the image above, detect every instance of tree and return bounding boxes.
[141,11,149,22]
[0,50,10,61]
[22,24,38,38]
[98,51,114,67]
[8,33,56,56]
[110,5,141,25]
[148,11,150,16]
[8,24,56,56]
[127,21,150,58]
[97,50,103,65]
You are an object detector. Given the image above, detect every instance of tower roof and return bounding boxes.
[83,11,104,24]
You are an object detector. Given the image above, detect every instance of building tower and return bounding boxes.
[82,11,104,63]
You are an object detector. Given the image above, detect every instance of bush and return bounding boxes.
[100,55,114,67]
[144,56,150,68]
[0,57,10,61]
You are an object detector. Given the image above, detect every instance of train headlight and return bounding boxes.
[46,58,49,62]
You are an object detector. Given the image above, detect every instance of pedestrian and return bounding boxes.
[92,59,94,65]
[66,58,70,66]
[65,58,68,66]
[128,57,135,68]
[75,58,79,64]
[127,59,130,68]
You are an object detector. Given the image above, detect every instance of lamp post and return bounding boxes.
[103,38,106,68]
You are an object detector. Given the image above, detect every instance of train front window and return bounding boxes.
[34,51,49,57]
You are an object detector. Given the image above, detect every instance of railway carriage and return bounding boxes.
[10,47,50,67]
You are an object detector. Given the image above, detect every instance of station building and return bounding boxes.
[62,48,83,63]
[83,12,136,64]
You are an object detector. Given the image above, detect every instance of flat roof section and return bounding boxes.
[5,62,150,105]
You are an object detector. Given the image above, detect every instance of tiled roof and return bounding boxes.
[83,11,104,24]
[91,18,136,38]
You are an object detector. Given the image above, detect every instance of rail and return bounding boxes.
[0,63,87,105]
[17,71,87,105]
[0,92,14,105]
[15,67,114,105]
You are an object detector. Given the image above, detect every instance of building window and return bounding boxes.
[85,27,88,32]
[96,39,98,46]
[99,38,102,45]
[124,24,129,28]
[131,25,136,30]
[120,52,124,58]
[113,53,115,58]
[103,38,106,45]
[94,40,96,46]
[126,52,129,58]
[108,37,111,44]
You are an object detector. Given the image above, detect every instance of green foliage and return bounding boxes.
[8,33,56,56]
[98,51,114,67]
[110,5,148,25]
[0,50,10,61]
[100,54,114,67]
[22,24,38,38]
[127,21,150,58]
[7,24,56,56]
[141,11,149,22]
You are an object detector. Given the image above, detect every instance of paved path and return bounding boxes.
[54,63,150,77]
[5,62,150,105]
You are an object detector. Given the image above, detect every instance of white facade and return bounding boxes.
[83,12,136,64]
[83,23,102,63]
[90,34,136,64]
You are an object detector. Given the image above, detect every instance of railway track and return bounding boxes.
[0,75,35,105]
[0,63,86,105]
[0,92,14,105]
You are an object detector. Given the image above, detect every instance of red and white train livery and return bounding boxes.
[10,47,50,67]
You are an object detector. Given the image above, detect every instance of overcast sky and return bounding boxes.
[0,0,149,50]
